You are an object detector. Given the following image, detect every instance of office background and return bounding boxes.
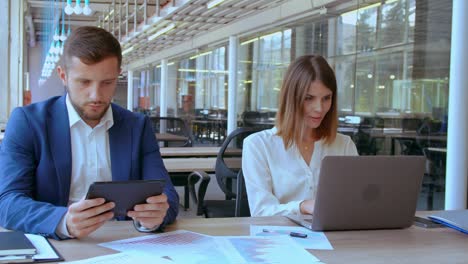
[0,0,466,210]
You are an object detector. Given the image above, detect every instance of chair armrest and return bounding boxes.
[187,170,211,216]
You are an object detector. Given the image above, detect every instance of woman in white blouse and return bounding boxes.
[242,55,358,216]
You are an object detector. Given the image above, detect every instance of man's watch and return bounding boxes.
[133,219,160,233]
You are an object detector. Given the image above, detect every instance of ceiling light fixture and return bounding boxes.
[148,23,176,41]
[59,8,67,41]
[64,0,74,15]
[241,37,258,46]
[53,27,60,41]
[189,51,213,60]
[207,0,226,9]
[83,0,92,16]
[122,46,134,55]
[74,0,83,15]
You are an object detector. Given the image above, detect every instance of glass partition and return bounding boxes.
[131,0,451,209]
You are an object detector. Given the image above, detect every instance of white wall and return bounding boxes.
[0,0,10,126]
[29,43,66,103]
[167,65,178,114]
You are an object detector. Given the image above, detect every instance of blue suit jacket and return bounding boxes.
[0,96,178,239]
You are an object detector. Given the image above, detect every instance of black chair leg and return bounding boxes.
[184,185,189,211]
[427,185,434,210]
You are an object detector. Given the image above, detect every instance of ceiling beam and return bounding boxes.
[33,18,96,26]
[168,17,227,25]
[27,0,159,12]
[28,0,111,12]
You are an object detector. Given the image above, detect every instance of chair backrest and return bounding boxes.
[235,169,251,217]
[215,127,261,199]
[242,111,261,127]
[423,147,447,177]
[352,118,378,155]
[150,116,194,147]
[401,118,422,132]
[417,117,442,135]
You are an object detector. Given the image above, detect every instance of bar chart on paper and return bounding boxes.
[99,230,321,264]
[99,230,233,264]
[217,236,321,264]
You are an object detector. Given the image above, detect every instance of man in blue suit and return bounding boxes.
[0,26,178,239]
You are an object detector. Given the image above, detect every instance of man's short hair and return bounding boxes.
[63,26,122,69]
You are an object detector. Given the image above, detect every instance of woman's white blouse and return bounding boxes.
[242,127,358,216]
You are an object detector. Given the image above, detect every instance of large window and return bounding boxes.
[131,0,451,210]
[175,47,227,113]
[238,29,291,115]
[329,0,448,118]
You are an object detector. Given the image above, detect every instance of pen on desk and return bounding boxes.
[262,229,308,238]
[289,232,308,238]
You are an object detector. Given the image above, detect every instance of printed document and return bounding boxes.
[250,225,333,250]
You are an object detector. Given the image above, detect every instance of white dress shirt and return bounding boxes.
[242,127,358,216]
[56,95,114,237]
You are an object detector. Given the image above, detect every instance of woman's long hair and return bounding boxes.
[276,55,338,149]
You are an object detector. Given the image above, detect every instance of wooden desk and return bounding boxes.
[155,133,190,147]
[160,147,220,157]
[163,157,241,173]
[369,130,447,155]
[160,147,241,157]
[156,133,188,141]
[42,216,467,263]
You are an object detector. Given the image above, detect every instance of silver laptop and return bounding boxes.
[287,156,425,231]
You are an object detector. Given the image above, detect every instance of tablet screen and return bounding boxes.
[85,180,165,217]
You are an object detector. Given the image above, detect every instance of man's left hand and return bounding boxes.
[127,193,169,230]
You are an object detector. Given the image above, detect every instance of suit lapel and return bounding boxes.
[109,105,132,181]
[47,96,72,206]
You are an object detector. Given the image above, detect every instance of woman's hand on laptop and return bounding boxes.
[127,193,169,229]
[300,199,315,214]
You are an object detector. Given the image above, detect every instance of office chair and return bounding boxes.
[422,147,446,210]
[187,127,259,218]
[394,118,421,155]
[150,116,194,147]
[188,169,249,218]
[235,169,250,217]
[241,111,261,127]
[352,117,379,155]
[397,138,423,155]
[150,116,195,209]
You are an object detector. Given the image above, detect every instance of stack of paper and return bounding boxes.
[63,230,323,264]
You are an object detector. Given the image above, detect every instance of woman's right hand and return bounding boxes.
[300,199,315,215]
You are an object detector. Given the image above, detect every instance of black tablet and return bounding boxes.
[85,180,165,217]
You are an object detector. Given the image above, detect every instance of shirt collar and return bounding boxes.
[66,94,114,130]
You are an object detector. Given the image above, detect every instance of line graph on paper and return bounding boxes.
[99,230,211,251]
[119,231,206,246]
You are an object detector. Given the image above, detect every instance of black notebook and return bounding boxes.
[0,231,37,256]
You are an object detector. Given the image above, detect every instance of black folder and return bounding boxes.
[0,231,36,256]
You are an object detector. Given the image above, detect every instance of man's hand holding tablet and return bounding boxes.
[65,180,165,238]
